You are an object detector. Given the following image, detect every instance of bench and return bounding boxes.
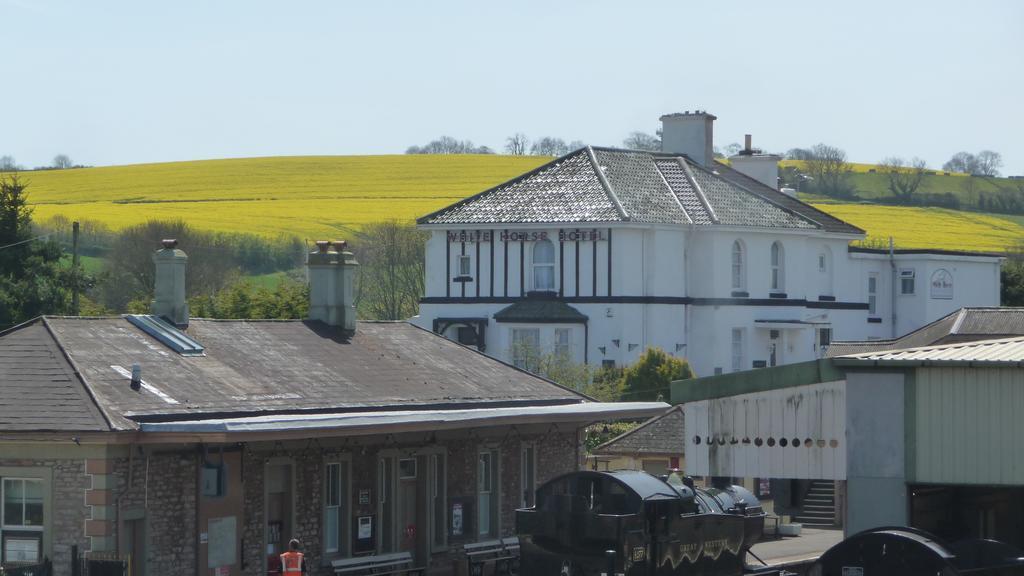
[332,551,424,576]
[464,537,520,576]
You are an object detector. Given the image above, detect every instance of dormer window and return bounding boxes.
[532,239,555,291]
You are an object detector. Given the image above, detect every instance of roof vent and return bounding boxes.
[125,314,205,356]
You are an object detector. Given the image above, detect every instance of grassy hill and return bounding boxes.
[14,155,1024,253]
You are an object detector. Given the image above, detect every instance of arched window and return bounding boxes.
[533,239,555,291]
[770,241,785,291]
[731,240,746,291]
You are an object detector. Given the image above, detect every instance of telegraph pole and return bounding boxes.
[72,221,80,315]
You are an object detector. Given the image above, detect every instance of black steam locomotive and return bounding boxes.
[516,470,772,576]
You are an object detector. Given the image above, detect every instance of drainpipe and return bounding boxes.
[889,237,897,338]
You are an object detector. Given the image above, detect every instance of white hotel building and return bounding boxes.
[412,112,1002,377]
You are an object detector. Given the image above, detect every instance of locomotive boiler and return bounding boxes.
[516,470,773,576]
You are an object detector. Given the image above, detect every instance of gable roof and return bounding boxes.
[419,147,864,234]
[0,322,109,432]
[827,308,1024,357]
[10,317,591,432]
[592,405,685,456]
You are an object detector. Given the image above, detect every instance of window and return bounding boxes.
[554,328,570,357]
[900,268,916,295]
[2,478,44,566]
[456,326,477,346]
[868,274,878,314]
[458,255,472,278]
[818,253,826,272]
[731,240,745,291]
[430,454,447,550]
[770,242,785,291]
[398,458,417,480]
[532,239,555,291]
[477,450,499,538]
[731,328,744,373]
[521,444,536,508]
[819,328,832,347]
[511,328,540,370]
[323,462,349,555]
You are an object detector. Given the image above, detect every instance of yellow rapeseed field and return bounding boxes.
[809,203,1024,252]
[19,155,1021,252]
[24,155,549,237]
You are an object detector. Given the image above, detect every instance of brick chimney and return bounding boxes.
[660,110,716,166]
[729,133,782,191]
[152,239,189,327]
[307,240,359,331]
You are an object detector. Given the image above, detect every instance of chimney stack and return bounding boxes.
[307,240,359,331]
[152,239,189,327]
[728,133,782,191]
[659,111,716,166]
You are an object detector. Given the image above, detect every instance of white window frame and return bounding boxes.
[900,268,916,295]
[510,328,540,370]
[323,459,351,557]
[731,328,745,372]
[770,242,785,292]
[1,473,48,567]
[477,448,500,538]
[458,254,472,278]
[731,240,746,291]
[532,239,555,292]
[554,328,571,358]
[868,273,878,315]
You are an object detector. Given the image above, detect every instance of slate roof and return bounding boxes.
[827,307,1024,357]
[0,322,109,432]
[494,298,588,323]
[4,317,588,432]
[592,405,685,456]
[419,146,864,235]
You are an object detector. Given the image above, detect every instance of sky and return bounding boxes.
[2,0,1023,174]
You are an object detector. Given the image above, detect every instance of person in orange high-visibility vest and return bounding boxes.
[280,539,306,574]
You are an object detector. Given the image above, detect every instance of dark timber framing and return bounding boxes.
[489,230,494,297]
[520,240,525,296]
[421,295,869,309]
[575,236,580,298]
[607,228,612,296]
[475,240,480,298]
[445,234,451,298]
[461,242,466,298]
[559,231,564,298]
[591,238,597,297]
[503,239,508,297]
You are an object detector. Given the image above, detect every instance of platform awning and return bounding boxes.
[138,401,670,439]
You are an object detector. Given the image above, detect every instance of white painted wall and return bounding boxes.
[683,380,847,480]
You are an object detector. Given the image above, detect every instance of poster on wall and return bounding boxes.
[452,502,463,537]
[208,516,237,568]
[930,269,954,299]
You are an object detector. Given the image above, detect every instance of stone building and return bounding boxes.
[0,240,665,576]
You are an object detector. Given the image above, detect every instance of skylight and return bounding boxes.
[125,314,205,356]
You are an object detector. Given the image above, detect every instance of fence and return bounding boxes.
[70,547,129,576]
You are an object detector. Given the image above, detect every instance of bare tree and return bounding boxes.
[723,143,743,157]
[785,148,814,160]
[804,143,855,198]
[880,157,928,202]
[0,156,17,172]
[567,140,586,151]
[975,150,1003,177]
[504,133,529,155]
[350,221,427,320]
[622,131,660,152]
[53,154,72,169]
[530,137,568,156]
[406,137,491,154]
[943,151,976,174]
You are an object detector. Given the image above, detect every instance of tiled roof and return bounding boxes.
[0,322,109,431]
[419,147,858,233]
[17,317,587,431]
[711,161,865,235]
[827,307,1024,357]
[494,298,588,323]
[592,405,685,456]
[418,151,622,224]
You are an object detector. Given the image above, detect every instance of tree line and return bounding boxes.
[0,154,87,172]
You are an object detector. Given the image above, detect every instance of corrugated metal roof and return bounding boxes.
[138,401,671,434]
[837,336,1024,364]
[827,308,1024,357]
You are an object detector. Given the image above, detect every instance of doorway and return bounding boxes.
[265,461,294,575]
[379,451,446,564]
[768,330,781,367]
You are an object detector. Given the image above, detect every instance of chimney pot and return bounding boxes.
[331,240,348,252]
[130,363,142,391]
[316,240,330,253]
[162,238,178,249]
